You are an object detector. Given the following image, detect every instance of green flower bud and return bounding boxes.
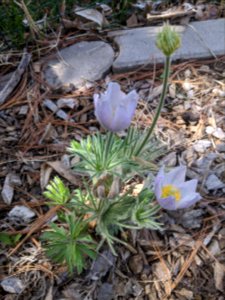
[156,24,181,57]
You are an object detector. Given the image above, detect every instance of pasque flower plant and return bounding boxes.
[40,24,202,275]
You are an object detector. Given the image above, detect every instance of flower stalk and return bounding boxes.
[134,55,171,156]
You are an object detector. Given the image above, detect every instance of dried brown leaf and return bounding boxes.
[154,261,172,295]
[40,163,53,190]
[214,261,225,292]
[74,7,105,27]
[126,14,138,27]
[47,161,82,187]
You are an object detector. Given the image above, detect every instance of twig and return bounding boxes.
[147,9,195,22]
[0,50,31,105]
[8,205,61,256]
[163,240,202,299]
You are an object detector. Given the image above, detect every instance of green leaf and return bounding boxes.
[0,232,22,246]
[41,214,96,274]
[68,127,166,185]
[44,177,71,205]
[131,189,162,230]
[68,132,133,179]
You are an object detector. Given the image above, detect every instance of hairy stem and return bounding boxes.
[135,55,171,156]
[103,131,114,167]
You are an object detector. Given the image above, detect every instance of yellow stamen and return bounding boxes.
[161,184,181,202]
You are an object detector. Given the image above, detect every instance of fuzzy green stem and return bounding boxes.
[135,55,171,156]
[103,131,114,168]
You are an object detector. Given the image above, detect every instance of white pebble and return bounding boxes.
[8,206,36,223]
[193,140,212,153]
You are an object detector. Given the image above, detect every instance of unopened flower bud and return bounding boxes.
[156,24,181,57]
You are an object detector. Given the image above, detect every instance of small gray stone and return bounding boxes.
[88,250,116,281]
[57,98,78,109]
[205,174,225,190]
[1,277,24,294]
[18,105,29,115]
[216,143,225,152]
[1,174,14,205]
[194,153,218,170]
[44,41,114,88]
[206,126,215,135]
[61,154,71,168]
[8,205,36,223]
[208,240,220,256]
[97,283,114,300]
[160,152,177,167]
[10,174,22,186]
[193,139,211,153]
[125,279,143,297]
[43,99,69,120]
[212,128,225,140]
[1,174,22,205]
[180,209,203,229]
[206,126,225,140]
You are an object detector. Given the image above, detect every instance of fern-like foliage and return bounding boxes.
[131,189,162,230]
[68,132,129,178]
[69,189,160,255]
[42,179,162,265]
[95,194,135,254]
[43,176,71,205]
[68,128,166,181]
[41,214,96,274]
[97,189,162,249]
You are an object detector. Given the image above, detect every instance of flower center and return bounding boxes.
[161,184,181,201]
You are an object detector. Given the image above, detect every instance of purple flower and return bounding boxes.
[94,82,138,132]
[154,165,201,210]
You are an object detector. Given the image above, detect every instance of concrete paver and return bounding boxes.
[44,41,114,88]
[108,19,225,73]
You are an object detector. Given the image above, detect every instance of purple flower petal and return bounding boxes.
[93,82,138,132]
[106,82,126,107]
[123,90,139,112]
[157,196,177,210]
[177,179,198,196]
[109,91,138,131]
[154,167,165,199]
[112,105,134,132]
[94,95,114,131]
[163,165,186,186]
[176,192,202,209]
[154,166,202,211]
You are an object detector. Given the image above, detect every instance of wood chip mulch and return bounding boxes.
[0,46,225,300]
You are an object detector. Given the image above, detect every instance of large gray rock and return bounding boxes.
[108,19,225,73]
[44,41,114,88]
